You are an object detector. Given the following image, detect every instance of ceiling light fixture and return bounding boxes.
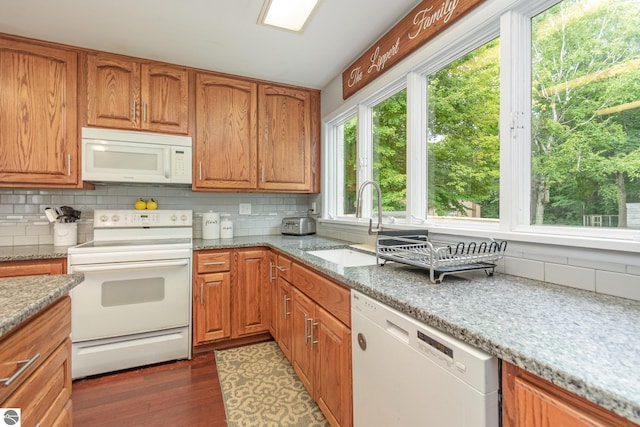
[258,0,320,32]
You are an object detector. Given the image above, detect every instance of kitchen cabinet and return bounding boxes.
[258,84,320,192]
[274,255,294,360]
[265,251,278,337]
[193,251,232,344]
[0,258,66,278]
[86,53,189,134]
[193,249,270,346]
[193,74,320,193]
[502,361,638,427]
[0,37,79,188]
[0,297,72,426]
[233,249,270,337]
[290,263,352,427]
[194,73,258,190]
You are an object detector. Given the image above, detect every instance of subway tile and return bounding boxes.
[504,257,545,281]
[13,235,39,246]
[596,270,640,301]
[0,195,26,204]
[0,224,25,236]
[545,263,595,291]
[0,236,13,246]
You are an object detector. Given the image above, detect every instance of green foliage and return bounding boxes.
[532,0,640,226]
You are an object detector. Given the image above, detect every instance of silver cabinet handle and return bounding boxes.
[283,294,291,318]
[261,165,265,183]
[199,161,203,181]
[1,353,40,386]
[200,282,204,305]
[310,320,318,349]
[305,316,313,344]
[203,261,226,266]
[269,262,275,282]
[132,100,138,121]
[143,102,148,122]
[67,154,71,176]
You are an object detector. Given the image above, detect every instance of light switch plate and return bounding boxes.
[239,203,252,215]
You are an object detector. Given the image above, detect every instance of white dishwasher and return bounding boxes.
[351,290,499,427]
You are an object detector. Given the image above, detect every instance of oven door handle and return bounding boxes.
[71,259,189,273]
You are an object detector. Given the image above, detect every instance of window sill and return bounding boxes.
[318,218,640,254]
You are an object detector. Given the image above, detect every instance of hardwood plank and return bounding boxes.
[72,352,227,426]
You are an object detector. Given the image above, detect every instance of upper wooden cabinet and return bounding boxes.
[0,37,79,187]
[258,84,320,192]
[86,53,189,134]
[194,73,320,193]
[194,73,258,190]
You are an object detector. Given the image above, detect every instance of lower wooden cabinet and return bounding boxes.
[0,297,72,426]
[275,276,293,360]
[193,249,270,346]
[502,361,638,427]
[0,258,66,278]
[288,265,353,427]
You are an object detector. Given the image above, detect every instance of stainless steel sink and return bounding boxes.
[306,248,378,267]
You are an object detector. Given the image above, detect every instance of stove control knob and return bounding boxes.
[171,215,178,222]
[111,215,120,222]
[100,215,108,222]
[180,214,188,222]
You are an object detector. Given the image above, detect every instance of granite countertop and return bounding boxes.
[194,235,640,424]
[0,273,84,338]
[1,237,639,423]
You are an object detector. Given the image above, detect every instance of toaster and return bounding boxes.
[281,217,316,236]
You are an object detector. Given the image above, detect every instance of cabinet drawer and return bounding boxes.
[0,258,66,278]
[196,251,232,273]
[3,339,71,427]
[292,264,350,327]
[0,297,70,403]
[276,255,293,282]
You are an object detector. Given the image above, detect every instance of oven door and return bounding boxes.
[70,258,190,342]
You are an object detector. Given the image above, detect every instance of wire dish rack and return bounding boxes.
[375,230,507,284]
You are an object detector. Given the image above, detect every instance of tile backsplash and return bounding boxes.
[0,186,311,246]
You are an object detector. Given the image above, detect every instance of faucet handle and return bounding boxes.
[368,219,383,235]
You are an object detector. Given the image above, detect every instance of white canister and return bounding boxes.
[202,211,220,239]
[53,222,78,246]
[220,219,234,239]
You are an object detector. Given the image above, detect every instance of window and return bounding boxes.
[428,40,500,220]
[325,0,640,244]
[531,0,640,229]
[339,116,358,216]
[372,89,407,221]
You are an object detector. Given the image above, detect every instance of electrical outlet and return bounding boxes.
[239,203,252,215]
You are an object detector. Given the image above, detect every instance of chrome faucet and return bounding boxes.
[356,180,383,235]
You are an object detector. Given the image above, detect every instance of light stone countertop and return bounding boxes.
[0,273,84,337]
[1,236,639,423]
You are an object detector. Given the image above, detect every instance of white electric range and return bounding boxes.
[67,209,193,379]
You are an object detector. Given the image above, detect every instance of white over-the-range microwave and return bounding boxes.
[82,127,192,185]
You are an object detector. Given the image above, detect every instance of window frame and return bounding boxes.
[322,0,640,253]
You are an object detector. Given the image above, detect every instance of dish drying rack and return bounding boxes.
[375,230,507,284]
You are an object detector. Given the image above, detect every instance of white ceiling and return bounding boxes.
[0,0,420,89]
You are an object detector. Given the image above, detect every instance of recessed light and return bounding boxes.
[258,0,320,32]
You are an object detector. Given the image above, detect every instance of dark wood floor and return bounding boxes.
[72,352,227,427]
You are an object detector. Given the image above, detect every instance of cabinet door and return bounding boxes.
[276,277,293,361]
[502,361,635,427]
[86,53,140,129]
[140,63,189,134]
[258,84,313,191]
[195,73,257,190]
[314,305,353,427]
[193,272,231,344]
[0,38,78,186]
[233,250,269,337]
[291,287,315,396]
[0,259,66,278]
[266,251,278,337]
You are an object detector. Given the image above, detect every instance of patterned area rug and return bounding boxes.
[215,341,329,427]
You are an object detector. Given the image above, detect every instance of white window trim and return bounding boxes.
[322,0,640,254]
